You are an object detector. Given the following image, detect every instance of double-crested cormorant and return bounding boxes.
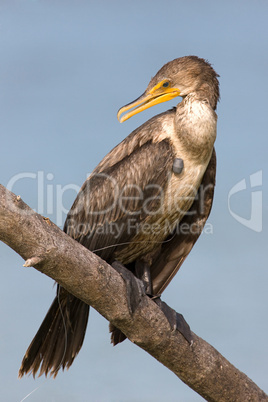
[19,55,219,378]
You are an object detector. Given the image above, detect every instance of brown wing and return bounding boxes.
[64,138,175,262]
[150,148,216,295]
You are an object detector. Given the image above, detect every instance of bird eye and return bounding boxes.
[162,81,170,88]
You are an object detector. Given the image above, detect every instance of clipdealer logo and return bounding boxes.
[228,170,262,232]
[6,169,263,233]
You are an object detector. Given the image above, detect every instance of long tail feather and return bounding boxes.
[19,288,89,378]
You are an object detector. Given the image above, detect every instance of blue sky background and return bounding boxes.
[0,1,267,401]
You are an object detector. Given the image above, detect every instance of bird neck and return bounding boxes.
[175,93,217,162]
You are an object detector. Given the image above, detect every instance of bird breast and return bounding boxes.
[175,96,217,161]
[116,108,215,264]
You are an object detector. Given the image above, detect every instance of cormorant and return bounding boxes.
[19,55,219,378]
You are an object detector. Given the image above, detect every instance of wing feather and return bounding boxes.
[150,148,216,294]
[64,138,175,262]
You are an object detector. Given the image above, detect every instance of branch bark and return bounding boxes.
[0,184,267,402]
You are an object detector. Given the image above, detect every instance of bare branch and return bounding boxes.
[0,183,267,402]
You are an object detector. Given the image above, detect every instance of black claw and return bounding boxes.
[154,298,192,344]
[112,261,144,315]
[175,312,192,344]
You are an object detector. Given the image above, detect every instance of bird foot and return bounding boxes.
[111,261,192,344]
[154,298,192,344]
[135,259,152,295]
[112,261,144,315]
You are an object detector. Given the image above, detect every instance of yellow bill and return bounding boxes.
[117,80,181,123]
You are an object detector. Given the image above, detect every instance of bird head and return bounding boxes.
[117,56,219,123]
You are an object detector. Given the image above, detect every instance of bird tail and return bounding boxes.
[18,287,89,378]
[109,323,127,345]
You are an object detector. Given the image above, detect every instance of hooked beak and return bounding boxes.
[117,82,181,123]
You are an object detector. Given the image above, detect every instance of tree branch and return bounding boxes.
[0,184,267,402]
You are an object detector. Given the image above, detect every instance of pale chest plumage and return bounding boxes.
[116,100,217,263]
[160,100,217,217]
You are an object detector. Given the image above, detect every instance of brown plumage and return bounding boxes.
[19,55,220,378]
